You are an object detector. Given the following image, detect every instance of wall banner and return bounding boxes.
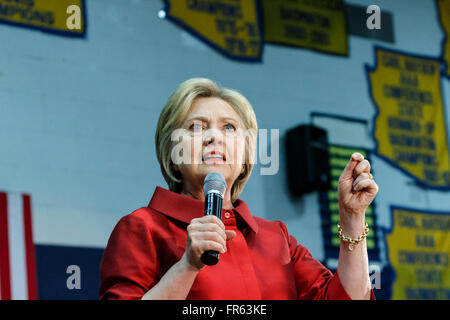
[366,47,450,189]
[163,0,263,62]
[262,0,348,56]
[437,0,450,77]
[385,206,450,300]
[0,0,85,37]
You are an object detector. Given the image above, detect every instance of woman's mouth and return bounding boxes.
[202,151,226,163]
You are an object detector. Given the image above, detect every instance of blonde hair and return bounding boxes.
[155,78,258,203]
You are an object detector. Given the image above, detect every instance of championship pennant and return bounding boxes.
[386,206,450,300]
[0,192,37,300]
[437,0,450,77]
[366,47,450,189]
[0,0,85,37]
[262,0,348,56]
[163,0,263,61]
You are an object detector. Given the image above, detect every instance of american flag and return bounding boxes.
[0,192,37,300]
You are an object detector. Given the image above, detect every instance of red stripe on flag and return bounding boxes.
[22,194,37,300]
[0,192,12,300]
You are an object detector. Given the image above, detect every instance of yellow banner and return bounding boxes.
[165,0,262,61]
[386,207,450,300]
[262,0,348,56]
[367,47,450,189]
[437,0,450,77]
[0,0,85,36]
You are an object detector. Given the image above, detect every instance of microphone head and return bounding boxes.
[203,172,227,197]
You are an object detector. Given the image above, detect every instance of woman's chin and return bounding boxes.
[199,164,229,177]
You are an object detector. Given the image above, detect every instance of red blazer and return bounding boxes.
[99,186,373,300]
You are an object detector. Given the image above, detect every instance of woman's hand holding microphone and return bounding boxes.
[181,215,236,271]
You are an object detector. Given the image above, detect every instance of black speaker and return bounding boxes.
[285,124,331,196]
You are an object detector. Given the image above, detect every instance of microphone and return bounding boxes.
[201,172,227,266]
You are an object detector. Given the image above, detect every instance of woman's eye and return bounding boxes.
[224,123,236,132]
[189,122,203,132]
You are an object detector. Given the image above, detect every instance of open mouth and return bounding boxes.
[202,150,226,163]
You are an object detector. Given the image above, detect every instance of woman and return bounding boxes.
[99,78,378,300]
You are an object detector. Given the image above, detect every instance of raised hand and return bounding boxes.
[338,153,378,234]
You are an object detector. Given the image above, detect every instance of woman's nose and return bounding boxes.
[203,128,223,146]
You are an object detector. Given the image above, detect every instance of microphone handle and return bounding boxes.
[201,192,223,266]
